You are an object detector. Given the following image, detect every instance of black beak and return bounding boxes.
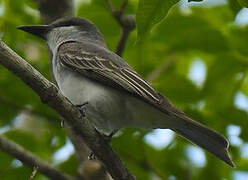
[18,25,50,40]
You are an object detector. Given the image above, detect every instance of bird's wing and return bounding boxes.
[57,41,167,106]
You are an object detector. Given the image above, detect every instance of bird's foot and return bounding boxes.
[76,101,89,117]
[102,130,119,143]
[88,152,97,160]
[88,130,119,160]
[60,119,65,128]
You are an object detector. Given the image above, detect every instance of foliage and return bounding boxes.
[136,0,180,41]
[238,0,248,8]
[0,0,248,179]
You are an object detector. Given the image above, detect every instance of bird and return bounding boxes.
[18,17,234,167]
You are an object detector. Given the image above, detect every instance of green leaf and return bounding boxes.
[4,130,53,161]
[228,26,248,57]
[223,107,248,141]
[136,0,180,42]
[202,53,245,111]
[77,0,120,51]
[0,151,13,171]
[153,6,231,53]
[228,0,242,15]
[112,128,151,179]
[154,71,201,104]
[238,0,248,7]
[240,71,248,97]
[58,155,77,176]
[2,166,32,180]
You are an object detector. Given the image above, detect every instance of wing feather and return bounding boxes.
[58,42,163,105]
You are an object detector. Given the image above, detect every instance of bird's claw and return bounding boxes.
[76,102,89,117]
[88,152,97,160]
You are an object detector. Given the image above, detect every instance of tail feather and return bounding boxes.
[172,115,234,167]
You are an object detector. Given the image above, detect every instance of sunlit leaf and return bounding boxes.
[136,0,180,41]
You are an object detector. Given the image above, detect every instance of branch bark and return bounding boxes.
[0,136,74,180]
[64,122,112,180]
[0,41,136,180]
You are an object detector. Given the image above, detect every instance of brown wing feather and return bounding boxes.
[58,42,163,105]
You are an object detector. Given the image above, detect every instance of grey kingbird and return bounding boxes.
[18,17,234,167]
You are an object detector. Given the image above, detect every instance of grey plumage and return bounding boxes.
[18,17,234,167]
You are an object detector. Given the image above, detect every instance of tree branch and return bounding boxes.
[107,0,135,56]
[0,136,74,180]
[0,41,136,180]
[65,122,113,180]
[34,1,112,179]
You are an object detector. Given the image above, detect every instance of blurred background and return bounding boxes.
[0,0,248,179]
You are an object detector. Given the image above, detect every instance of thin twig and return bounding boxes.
[119,0,128,13]
[29,166,39,180]
[116,28,131,56]
[146,55,176,83]
[107,0,114,13]
[0,40,136,180]
[0,136,74,180]
[107,0,135,56]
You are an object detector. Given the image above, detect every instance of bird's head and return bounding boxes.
[18,17,105,49]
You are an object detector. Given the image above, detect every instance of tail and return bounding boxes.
[171,114,234,167]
